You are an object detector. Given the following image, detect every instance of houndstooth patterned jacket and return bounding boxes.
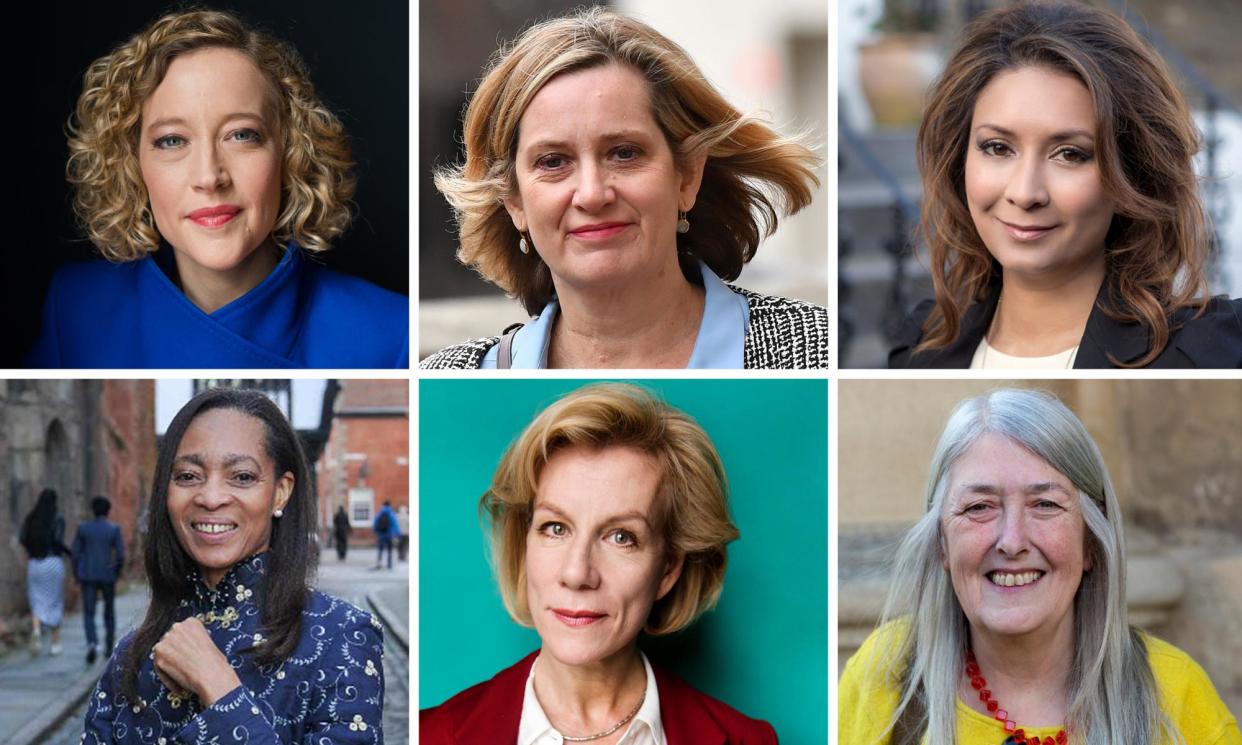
[419,287,829,369]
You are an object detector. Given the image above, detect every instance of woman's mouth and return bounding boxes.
[552,609,607,627]
[191,521,238,543]
[988,570,1044,587]
[569,223,630,241]
[188,205,242,228]
[998,219,1057,242]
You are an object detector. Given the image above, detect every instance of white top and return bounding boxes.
[970,337,1079,369]
[518,652,665,745]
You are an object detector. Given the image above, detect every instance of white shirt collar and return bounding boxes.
[517,652,665,745]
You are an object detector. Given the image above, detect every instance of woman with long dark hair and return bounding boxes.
[889,2,1241,369]
[82,389,384,743]
[20,488,72,656]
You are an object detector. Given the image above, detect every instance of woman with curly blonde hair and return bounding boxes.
[420,7,826,370]
[26,9,407,368]
[888,2,1241,369]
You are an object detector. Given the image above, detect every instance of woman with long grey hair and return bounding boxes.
[838,389,1238,745]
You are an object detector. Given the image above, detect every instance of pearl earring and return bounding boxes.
[676,211,690,234]
[273,509,283,518]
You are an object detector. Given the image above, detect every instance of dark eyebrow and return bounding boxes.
[522,129,654,154]
[173,453,205,468]
[974,123,1094,141]
[172,453,261,470]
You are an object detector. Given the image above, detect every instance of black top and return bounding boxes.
[889,284,1242,369]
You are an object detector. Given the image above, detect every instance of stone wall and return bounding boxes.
[838,379,1242,713]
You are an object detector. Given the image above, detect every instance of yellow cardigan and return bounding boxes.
[839,621,1240,745]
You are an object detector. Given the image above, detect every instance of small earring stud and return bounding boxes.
[273,509,283,519]
[676,211,690,234]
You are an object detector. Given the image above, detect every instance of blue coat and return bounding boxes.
[26,244,408,369]
[72,518,124,584]
[372,506,400,540]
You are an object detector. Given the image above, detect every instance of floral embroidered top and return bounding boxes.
[81,553,385,744]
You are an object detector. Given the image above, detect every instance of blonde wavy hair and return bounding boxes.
[66,9,355,261]
[435,7,821,315]
[482,383,739,635]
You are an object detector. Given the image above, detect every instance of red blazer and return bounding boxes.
[421,651,778,745]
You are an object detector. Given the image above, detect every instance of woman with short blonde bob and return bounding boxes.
[421,383,777,743]
[839,389,1239,744]
[27,9,407,368]
[422,8,826,369]
[889,2,1241,369]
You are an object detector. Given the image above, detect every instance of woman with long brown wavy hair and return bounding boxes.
[889,1,1241,369]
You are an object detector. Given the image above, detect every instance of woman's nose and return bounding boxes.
[192,477,232,509]
[192,144,232,192]
[558,537,601,590]
[571,160,614,212]
[1004,155,1049,210]
[995,507,1030,557]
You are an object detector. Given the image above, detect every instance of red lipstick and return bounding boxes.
[569,222,630,241]
[188,205,242,228]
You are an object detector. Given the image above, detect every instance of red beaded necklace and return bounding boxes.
[965,650,1068,745]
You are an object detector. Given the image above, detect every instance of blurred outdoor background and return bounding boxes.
[419,0,828,359]
[0,380,410,744]
[838,0,1242,367]
[837,379,1242,715]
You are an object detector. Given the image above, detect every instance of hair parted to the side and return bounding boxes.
[482,383,739,634]
[435,7,821,315]
[67,9,355,262]
[119,388,316,707]
[915,2,1210,367]
[867,388,1179,745]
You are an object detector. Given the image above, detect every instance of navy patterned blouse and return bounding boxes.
[81,553,384,744]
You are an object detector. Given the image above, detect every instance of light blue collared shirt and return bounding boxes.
[481,260,750,369]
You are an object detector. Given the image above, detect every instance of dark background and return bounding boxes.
[7,1,408,368]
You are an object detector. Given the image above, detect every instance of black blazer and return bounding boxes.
[889,285,1242,369]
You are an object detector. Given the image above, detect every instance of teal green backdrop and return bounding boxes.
[419,379,828,744]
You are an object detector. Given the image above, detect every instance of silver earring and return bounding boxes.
[273,509,283,519]
[518,234,530,254]
[676,211,690,234]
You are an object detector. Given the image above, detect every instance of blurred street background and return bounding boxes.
[419,0,828,358]
[0,379,410,745]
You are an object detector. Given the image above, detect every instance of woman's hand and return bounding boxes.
[152,618,242,707]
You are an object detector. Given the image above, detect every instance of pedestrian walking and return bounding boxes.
[373,500,398,570]
[19,488,72,656]
[333,505,352,561]
[72,495,125,664]
[396,506,409,562]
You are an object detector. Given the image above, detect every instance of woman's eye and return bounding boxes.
[536,154,566,170]
[228,128,263,144]
[979,141,1011,157]
[172,471,200,485]
[539,522,567,537]
[964,502,992,514]
[1054,147,1091,164]
[231,472,258,486]
[1036,499,1063,510]
[608,530,637,547]
[613,145,640,161]
[154,135,186,150]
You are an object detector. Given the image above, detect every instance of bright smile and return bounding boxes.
[551,608,607,627]
[191,521,239,543]
[188,205,242,228]
[568,223,630,241]
[987,570,1045,588]
[998,219,1057,242]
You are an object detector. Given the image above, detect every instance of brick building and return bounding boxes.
[0,380,155,646]
[315,381,409,545]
